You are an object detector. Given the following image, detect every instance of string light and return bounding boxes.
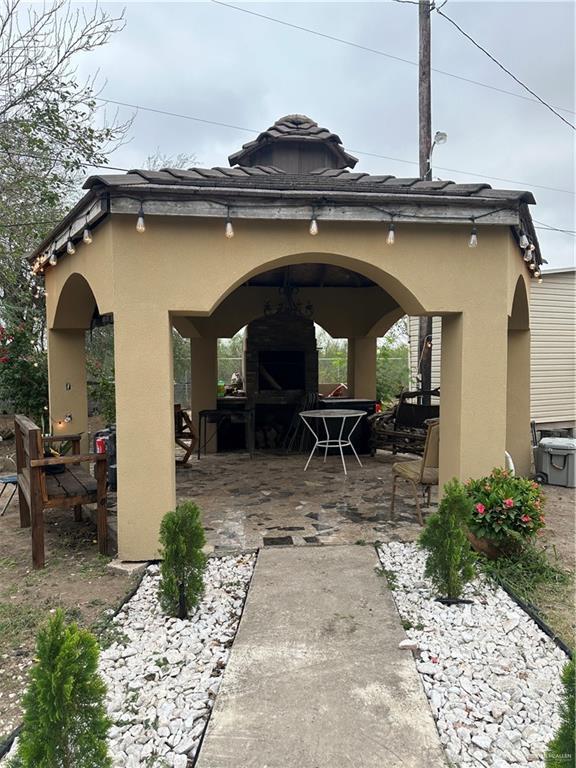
[66,229,75,255]
[225,208,234,239]
[49,247,57,267]
[523,248,533,262]
[83,216,93,244]
[386,221,395,246]
[537,276,543,284]
[468,224,478,248]
[529,262,536,271]
[136,203,146,233]
[309,210,319,236]
[519,231,529,249]
[534,268,541,278]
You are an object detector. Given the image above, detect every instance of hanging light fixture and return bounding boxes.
[136,202,146,233]
[225,208,234,239]
[309,209,319,236]
[386,220,395,246]
[529,261,536,271]
[468,224,478,248]
[537,276,543,284]
[519,231,529,249]
[523,248,533,262]
[83,215,93,244]
[66,229,75,255]
[534,268,541,278]
[49,246,57,267]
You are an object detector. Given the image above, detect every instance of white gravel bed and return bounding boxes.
[378,542,567,768]
[100,553,255,768]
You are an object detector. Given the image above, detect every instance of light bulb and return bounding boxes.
[523,249,533,262]
[529,262,536,271]
[309,217,318,236]
[519,232,529,249]
[66,239,75,255]
[49,250,57,266]
[469,226,478,248]
[225,219,234,239]
[136,205,146,233]
[386,222,395,246]
[537,277,543,284]
[83,226,93,244]
[534,268,541,278]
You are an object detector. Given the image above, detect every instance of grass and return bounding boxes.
[0,603,44,652]
[478,544,574,649]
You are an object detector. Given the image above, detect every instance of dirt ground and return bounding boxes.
[0,415,134,742]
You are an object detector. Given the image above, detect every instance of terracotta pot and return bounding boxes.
[466,530,505,560]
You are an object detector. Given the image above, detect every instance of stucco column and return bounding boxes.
[506,329,532,476]
[47,329,89,450]
[190,337,218,453]
[347,337,377,400]
[114,309,175,561]
[439,312,508,490]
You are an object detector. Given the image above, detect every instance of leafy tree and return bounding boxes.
[546,659,575,768]
[0,324,48,424]
[14,609,111,768]
[419,479,476,600]
[0,0,129,406]
[158,502,207,619]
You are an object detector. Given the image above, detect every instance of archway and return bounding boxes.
[507,276,531,474]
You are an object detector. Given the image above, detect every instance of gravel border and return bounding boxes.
[378,541,567,768]
[1,553,256,768]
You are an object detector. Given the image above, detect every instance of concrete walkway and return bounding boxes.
[196,546,446,768]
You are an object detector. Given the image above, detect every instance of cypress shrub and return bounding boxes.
[14,609,111,768]
[419,478,476,600]
[158,501,206,619]
[546,659,575,768]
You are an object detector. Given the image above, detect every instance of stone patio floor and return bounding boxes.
[176,450,433,552]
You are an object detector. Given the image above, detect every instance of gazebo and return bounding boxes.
[30,114,542,561]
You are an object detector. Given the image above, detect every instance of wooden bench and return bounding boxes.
[175,404,197,464]
[15,415,108,569]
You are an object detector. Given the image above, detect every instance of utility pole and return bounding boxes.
[418,0,433,402]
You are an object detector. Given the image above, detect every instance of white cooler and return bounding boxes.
[535,437,576,487]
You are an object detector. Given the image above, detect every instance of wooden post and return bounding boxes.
[418,1,433,392]
[29,431,45,570]
[94,457,108,556]
[419,0,432,180]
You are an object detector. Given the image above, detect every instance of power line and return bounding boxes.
[533,219,576,236]
[435,7,575,130]
[211,0,575,117]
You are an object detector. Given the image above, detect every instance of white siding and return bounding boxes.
[408,316,442,390]
[408,269,576,429]
[530,270,576,426]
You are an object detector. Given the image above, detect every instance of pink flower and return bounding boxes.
[503,498,514,508]
[475,503,485,515]
[521,514,531,523]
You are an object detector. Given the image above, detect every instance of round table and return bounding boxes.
[299,409,366,475]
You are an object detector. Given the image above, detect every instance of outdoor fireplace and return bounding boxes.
[244,313,318,402]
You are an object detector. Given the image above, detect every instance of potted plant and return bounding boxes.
[465,468,545,559]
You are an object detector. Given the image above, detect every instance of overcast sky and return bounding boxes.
[77,1,575,269]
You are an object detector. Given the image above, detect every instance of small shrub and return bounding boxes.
[419,478,476,600]
[465,467,545,547]
[15,609,111,768]
[546,659,575,767]
[158,502,206,619]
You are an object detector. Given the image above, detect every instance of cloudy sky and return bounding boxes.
[77,1,574,268]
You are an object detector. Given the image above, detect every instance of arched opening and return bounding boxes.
[507,276,531,474]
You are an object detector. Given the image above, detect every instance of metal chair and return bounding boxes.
[390,418,439,526]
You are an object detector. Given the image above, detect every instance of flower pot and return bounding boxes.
[466,531,521,560]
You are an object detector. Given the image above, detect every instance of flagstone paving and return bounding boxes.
[195,545,447,768]
[176,451,433,551]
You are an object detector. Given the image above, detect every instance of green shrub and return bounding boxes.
[15,609,111,768]
[158,502,206,619]
[465,467,545,547]
[419,479,476,600]
[546,659,575,767]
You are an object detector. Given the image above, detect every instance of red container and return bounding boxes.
[95,436,107,454]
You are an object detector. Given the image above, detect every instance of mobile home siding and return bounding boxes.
[408,269,576,429]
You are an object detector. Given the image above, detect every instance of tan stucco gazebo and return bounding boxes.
[30,115,542,561]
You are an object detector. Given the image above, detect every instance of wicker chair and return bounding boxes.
[390,418,439,526]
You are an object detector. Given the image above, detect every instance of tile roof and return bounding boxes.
[228,114,359,169]
[83,165,536,204]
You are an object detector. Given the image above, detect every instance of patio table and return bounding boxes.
[299,409,366,475]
